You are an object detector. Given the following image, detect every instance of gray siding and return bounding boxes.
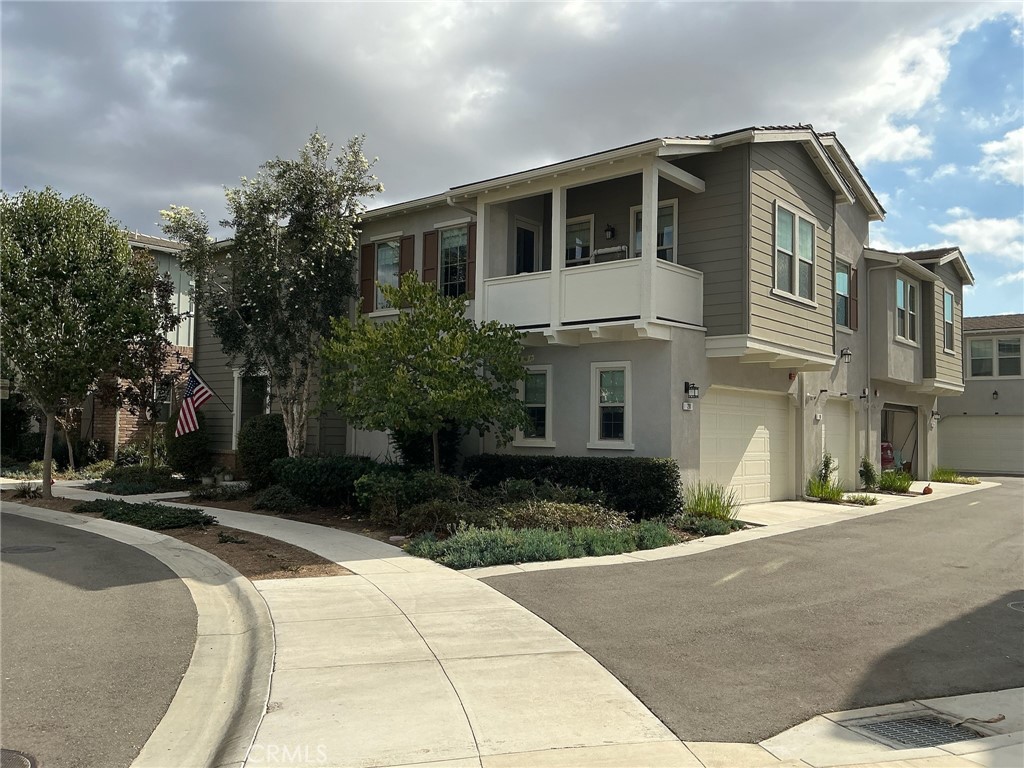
[749,143,835,356]
[193,312,236,453]
[930,262,963,385]
[154,252,194,348]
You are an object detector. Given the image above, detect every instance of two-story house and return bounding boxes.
[937,314,1023,475]
[349,125,973,501]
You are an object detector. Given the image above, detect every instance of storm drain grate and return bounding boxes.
[858,716,981,748]
[1,749,36,768]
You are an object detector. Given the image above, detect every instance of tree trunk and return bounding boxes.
[65,427,76,472]
[432,429,441,475]
[42,412,55,498]
[279,374,311,458]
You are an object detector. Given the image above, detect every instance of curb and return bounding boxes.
[1,503,274,768]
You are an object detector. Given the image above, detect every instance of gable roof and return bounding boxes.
[964,314,1024,332]
[865,246,975,287]
[127,232,185,254]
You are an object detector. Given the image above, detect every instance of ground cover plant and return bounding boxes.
[845,494,879,506]
[188,484,250,502]
[877,470,914,494]
[86,464,191,495]
[2,459,113,481]
[73,499,215,530]
[930,467,980,485]
[670,514,742,537]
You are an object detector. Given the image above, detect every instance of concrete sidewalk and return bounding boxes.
[33,482,1019,768]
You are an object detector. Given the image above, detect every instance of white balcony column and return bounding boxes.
[550,185,566,328]
[474,199,489,324]
[640,161,659,322]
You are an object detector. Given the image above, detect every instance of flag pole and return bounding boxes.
[189,368,233,414]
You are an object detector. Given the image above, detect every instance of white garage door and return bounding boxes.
[700,388,794,503]
[825,400,856,490]
[938,416,1024,475]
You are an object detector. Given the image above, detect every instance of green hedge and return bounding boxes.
[462,455,682,519]
[164,408,211,480]
[272,455,380,506]
[237,414,289,490]
[73,499,215,530]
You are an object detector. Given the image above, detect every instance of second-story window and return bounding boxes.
[836,263,851,328]
[999,338,1022,376]
[774,204,815,300]
[896,277,918,342]
[376,239,401,309]
[631,201,677,261]
[565,216,593,266]
[944,291,955,352]
[440,227,468,297]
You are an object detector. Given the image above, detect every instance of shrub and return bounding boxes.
[82,459,115,479]
[878,470,914,494]
[390,423,463,473]
[400,499,496,534]
[845,493,879,506]
[354,470,480,526]
[817,452,837,485]
[806,477,845,502]
[463,455,682,519]
[672,513,740,537]
[164,408,212,480]
[189,483,250,502]
[407,520,677,569]
[12,481,41,499]
[91,464,188,495]
[236,414,288,490]
[73,499,215,530]
[1,393,35,459]
[931,467,981,485]
[272,455,380,506]
[682,481,738,521]
[859,457,878,491]
[494,499,629,531]
[252,484,305,514]
[487,478,608,506]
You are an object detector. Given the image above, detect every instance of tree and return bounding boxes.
[0,188,157,497]
[162,132,383,457]
[320,274,529,473]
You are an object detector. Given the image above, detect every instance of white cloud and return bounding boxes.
[995,270,1024,285]
[960,105,1023,132]
[946,206,973,218]
[931,214,1024,264]
[975,127,1024,185]
[928,163,958,181]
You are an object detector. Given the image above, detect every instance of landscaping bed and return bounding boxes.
[0,491,349,580]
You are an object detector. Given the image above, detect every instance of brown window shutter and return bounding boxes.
[422,230,439,287]
[850,266,859,330]
[359,243,375,313]
[399,234,415,280]
[466,222,477,297]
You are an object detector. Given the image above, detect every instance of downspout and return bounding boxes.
[445,196,477,218]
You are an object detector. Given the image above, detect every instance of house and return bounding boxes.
[80,233,195,457]
[937,314,1024,475]
[196,125,975,502]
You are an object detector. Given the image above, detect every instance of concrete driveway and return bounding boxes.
[485,477,1024,743]
[1,514,197,768]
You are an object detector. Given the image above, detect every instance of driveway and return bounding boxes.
[485,477,1024,743]
[1,514,197,768]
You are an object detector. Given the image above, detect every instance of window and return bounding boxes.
[969,336,1022,377]
[589,362,633,449]
[998,338,1021,376]
[439,227,468,297]
[774,203,815,300]
[515,219,541,274]
[896,277,917,342]
[943,291,955,352]
[375,239,400,309]
[836,262,851,328]
[565,216,593,266]
[970,339,993,376]
[516,365,553,445]
[631,201,677,261]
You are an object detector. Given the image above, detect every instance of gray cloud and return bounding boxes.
[2,1,1019,236]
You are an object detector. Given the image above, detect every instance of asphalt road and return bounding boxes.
[485,478,1024,743]
[1,513,197,768]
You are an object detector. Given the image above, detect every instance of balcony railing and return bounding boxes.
[483,271,550,328]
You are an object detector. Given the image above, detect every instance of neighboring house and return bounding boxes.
[80,233,195,457]
[937,314,1024,475]
[196,125,975,502]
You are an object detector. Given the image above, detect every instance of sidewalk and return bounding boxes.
[15,481,1017,768]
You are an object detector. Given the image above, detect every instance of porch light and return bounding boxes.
[684,381,700,399]
[604,224,615,240]
[993,390,999,401]
[840,347,853,364]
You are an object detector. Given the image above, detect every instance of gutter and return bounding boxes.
[446,196,478,218]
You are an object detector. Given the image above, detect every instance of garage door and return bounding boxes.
[938,416,1024,475]
[825,400,856,490]
[700,388,794,503]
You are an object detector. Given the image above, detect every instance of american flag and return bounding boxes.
[175,370,214,437]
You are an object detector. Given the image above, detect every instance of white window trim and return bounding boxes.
[895,276,919,345]
[588,361,634,450]
[514,364,555,448]
[835,259,852,330]
[231,368,271,450]
[943,290,955,353]
[629,199,678,262]
[773,201,816,303]
[514,216,543,274]
[967,334,1024,380]
[438,224,470,296]
[564,214,595,266]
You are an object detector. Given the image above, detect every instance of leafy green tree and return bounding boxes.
[0,188,157,496]
[162,132,383,457]
[321,274,529,473]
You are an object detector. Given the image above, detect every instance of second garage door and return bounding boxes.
[938,415,1024,475]
[700,387,794,503]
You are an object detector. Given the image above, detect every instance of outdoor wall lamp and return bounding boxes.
[684,381,700,399]
[604,224,615,240]
[840,347,853,364]
[993,390,999,400]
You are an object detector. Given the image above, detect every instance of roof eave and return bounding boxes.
[864,249,939,282]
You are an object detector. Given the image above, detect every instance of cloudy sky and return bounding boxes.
[3,0,1022,314]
